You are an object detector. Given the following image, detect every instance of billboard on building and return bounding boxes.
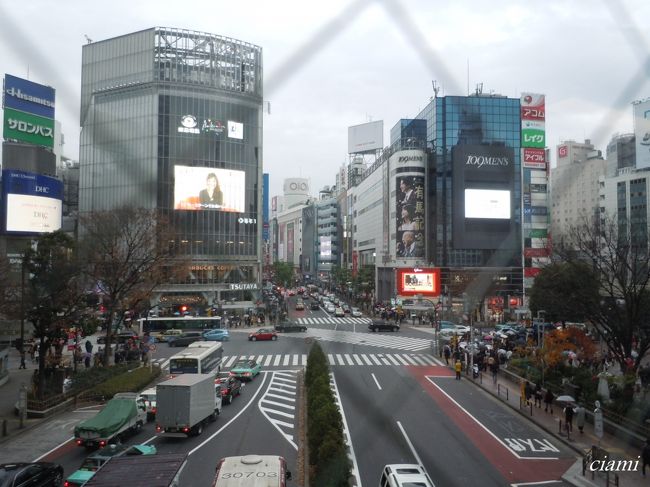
[452,144,517,250]
[319,236,332,257]
[395,267,441,297]
[520,93,545,121]
[287,223,294,264]
[522,148,546,169]
[348,120,383,154]
[396,174,425,258]
[3,74,55,119]
[2,169,62,234]
[3,108,55,148]
[263,173,269,241]
[173,165,245,212]
[634,99,650,170]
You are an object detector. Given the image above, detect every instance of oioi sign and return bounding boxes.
[3,108,54,148]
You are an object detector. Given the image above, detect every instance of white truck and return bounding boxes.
[74,392,147,449]
[156,373,222,437]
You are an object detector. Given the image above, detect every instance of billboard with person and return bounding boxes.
[173,165,245,212]
[395,175,425,258]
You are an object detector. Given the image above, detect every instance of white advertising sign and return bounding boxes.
[6,193,62,232]
[227,120,243,139]
[634,99,650,169]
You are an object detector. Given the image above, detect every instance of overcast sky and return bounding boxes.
[1,0,648,197]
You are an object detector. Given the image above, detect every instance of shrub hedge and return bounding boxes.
[305,342,351,487]
[88,366,160,399]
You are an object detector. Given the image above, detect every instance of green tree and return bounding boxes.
[22,231,87,398]
[272,261,294,287]
[80,207,184,365]
[549,215,650,373]
[529,262,599,322]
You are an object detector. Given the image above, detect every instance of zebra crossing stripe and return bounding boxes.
[282,355,290,366]
[274,355,282,366]
[215,353,442,369]
[393,354,409,365]
[410,355,428,365]
[264,355,273,367]
[385,355,400,366]
[256,355,264,364]
[223,356,237,368]
[361,354,373,365]
[352,354,364,366]
[369,354,382,365]
[292,354,299,366]
[344,354,354,366]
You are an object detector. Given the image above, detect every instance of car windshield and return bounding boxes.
[233,361,250,369]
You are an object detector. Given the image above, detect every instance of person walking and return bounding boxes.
[564,405,574,433]
[491,360,499,384]
[443,344,451,365]
[534,383,543,408]
[642,438,650,477]
[19,349,27,369]
[454,359,462,380]
[575,404,586,434]
[544,389,554,413]
[524,381,533,406]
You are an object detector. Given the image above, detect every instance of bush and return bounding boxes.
[69,363,137,393]
[88,366,159,399]
[305,342,351,486]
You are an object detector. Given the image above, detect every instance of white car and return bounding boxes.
[325,304,336,314]
[334,307,345,317]
[379,464,435,487]
[138,388,157,421]
[351,307,363,317]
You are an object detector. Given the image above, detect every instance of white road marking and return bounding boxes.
[396,421,425,467]
[371,373,382,390]
[32,437,74,462]
[330,373,362,487]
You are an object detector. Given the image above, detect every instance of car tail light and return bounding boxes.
[76,439,82,446]
[182,427,190,433]
[64,482,70,487]
[229,372,235,376]
[244,372,251,376]
[156,425,162,432]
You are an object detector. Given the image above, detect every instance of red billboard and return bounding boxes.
[558,145,568,158]
[396,267,441,297]
[524,267,542,278]
[523,148,546,169]
[520,93,545,121]
[524,248,549,258]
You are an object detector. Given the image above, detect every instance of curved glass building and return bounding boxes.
[79,27,263,309]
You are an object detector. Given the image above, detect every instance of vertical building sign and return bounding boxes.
[521,93,549,287]
[395,175,425,258]
[262,173,269,241]
[287,222,294,264]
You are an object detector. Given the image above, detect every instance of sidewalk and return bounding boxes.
[411,325,648,487]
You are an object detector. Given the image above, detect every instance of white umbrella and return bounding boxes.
[555,395,576,404]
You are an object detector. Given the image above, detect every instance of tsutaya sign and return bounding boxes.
[229,283,258,290]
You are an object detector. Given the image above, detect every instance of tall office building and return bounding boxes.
[79,27,263,309]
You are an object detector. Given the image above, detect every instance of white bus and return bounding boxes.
[169,342,224,376]
[137,316,225,335]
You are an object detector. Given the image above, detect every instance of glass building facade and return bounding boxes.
[416,94,523,297]
[79,28,263,306]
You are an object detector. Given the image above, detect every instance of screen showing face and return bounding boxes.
[173,165,245,212]
[464,189,511,219]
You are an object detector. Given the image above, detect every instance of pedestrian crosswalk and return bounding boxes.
[152,352,441,369]
[258,371,299,450]
[296,317,372,325]
[305,328,432,352]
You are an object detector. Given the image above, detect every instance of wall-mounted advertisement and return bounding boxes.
[522,148,546,169]
[2,169,62,234]
[228,121,243,140]
[452,144,516,250]
[633,99,650,170]
[348,120,384,154]
[3,108,54,148]
[319,236,332,258]
[520,93,545,121]
[396,267,441,297]
[3,74,55,119]
[464,189,511,219]
[173,165,245,212]
[396,175,425,258]
[287,222,294,264]
[522,120,545,148]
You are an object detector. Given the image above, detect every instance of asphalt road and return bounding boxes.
[2,297,578,486]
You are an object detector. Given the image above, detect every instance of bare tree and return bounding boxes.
[79,206,186,364]
[554,215,650,373]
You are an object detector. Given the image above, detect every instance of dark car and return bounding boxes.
[216,372,242,405]
[274,323,308,333]
[0,462,63,487]
[168,331,203,347]
[97,332,139,345]
[310,300,320,310]
[368,320,400,332]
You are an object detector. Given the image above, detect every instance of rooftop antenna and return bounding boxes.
[431,80,440,97]
[84,34,93,44]
[475,83,483,96]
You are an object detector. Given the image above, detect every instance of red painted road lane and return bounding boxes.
[407,366,575,485]
[38,438,77,462]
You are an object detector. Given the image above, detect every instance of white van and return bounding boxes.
[212,455,292,487]
[379,464,435,487]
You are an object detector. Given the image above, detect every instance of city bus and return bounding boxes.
[169,342,224,376]
[137,316,225,335]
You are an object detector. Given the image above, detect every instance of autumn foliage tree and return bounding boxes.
[536,327,597,369]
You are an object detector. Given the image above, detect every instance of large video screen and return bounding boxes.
[2,170,62,234]
[396,267,441,297]
[174,165,245,212]
[465,189,511,219]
